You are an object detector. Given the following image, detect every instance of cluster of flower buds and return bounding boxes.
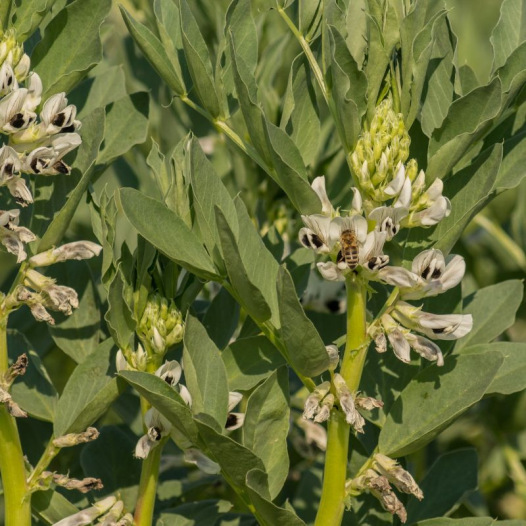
[303,374,382,432]
[347,453,423,523]
[39,471,103,494]
[350,99,450,229]
[136,293,185,356]
[299,151,472,367]
[0,353,28,417]
[53,495,133,526]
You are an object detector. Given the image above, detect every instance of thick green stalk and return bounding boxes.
[315,277,368,526]
[0,318,31,526]
[134,442,163,526]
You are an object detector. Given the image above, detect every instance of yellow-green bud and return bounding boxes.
[137,293,184,355]
[0,30,29,82]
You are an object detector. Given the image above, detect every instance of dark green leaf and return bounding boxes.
[203,287,240,350]
[54,339,123,436]
[222,336,286,392]
[378,353,503,457]
[105,269,135,353]
[406,449,478,524]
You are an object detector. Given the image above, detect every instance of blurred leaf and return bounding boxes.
[80,426,140,509]
[119,371,199,445]
[32,0,111,97]
[414,519,525,525]
[427,78,503,180]
[54,339,123,436]
[300,0,323,41]
[10,0,52,41]
[280,56,320,166]
[49,261,101,363]
[406,449,478,524]
[491,0,526,71]
[120,6,185,95]
[222,336,286,392]
[244,368,289,499]
[216,207,272,323]
[179,0,222,117]
[156,500,233,526]
[97,92,149,166]
[37,107,105,251]
[327,25,367,151]
[245,469,306,526]
[378,352,503,457]
[0,2,11,30]
[183,315,229,430]
[203,287,240,350]
[120,188,218,279]
[457,342,526,395]
[8,330,57,422]
[105,268,135,353]
[277,266,329,377]
[456,280,523,350]
[32,490,79,525]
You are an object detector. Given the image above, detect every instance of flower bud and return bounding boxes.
[29,241,102,267]
[53,427,99,448]
[53,496,117,526]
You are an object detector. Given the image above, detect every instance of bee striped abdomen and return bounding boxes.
[340,229,359,270]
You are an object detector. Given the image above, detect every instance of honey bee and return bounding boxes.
[339,228,359,270]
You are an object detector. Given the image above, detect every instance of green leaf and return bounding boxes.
[32,490,79,525]
[183,315,229,430]
[277,266,329,377]
[406,449,478,524]
[188,136,239,268]
[120,6,185,95]
[414,519,525,526]
[105,268,135,353]
[495,129,526,190]
[203,287,240,350]
[8,330,57,422]
[280,56,320,166]
[378,352,503,457]
[49,261,101,363]
[71,65,128,118]
[491,0,526,72]
[97,92,149,166]
[215,207,272,323]
[31,0,111,97]
[194,419,266,491]
[80,426,140,509]
[222,336,286,392]
[427,78,503,180]
[243,368,289,499]
[0,1,11,30]
[10,0,52,41]
[36,107,105,251]
[156,500,234,526]
[245,469,306,526]
[118,371,199,445]
[455,280,523,350]
[300,0,323,41]
[457,342,526,396]
[327,25,367,151]
[345,0,368,66]
[120,188,218,279]
[179,0,222,117]
[226,0,258,75]
[54,339,123,436]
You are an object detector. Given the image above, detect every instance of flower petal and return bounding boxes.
[311,176,334,215]
[317,261,345,281]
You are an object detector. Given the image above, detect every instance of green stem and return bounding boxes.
[0,319,31,526]
[315,277,368,526]
[134,441,163,526]
[26,439,59,491]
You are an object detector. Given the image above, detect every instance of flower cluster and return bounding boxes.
[298,102,472,367]
[347,454,423,523]
[53,495,133,526]
[0,28,82,262]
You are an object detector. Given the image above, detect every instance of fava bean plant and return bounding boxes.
[1,1,526,525]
